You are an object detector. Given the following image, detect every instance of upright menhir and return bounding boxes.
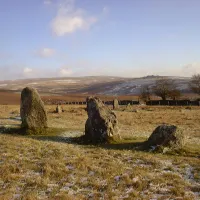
[20,87,48,134]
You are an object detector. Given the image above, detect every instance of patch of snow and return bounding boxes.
[66,165,74,170]
[13,194,21,199]
[60,131,83,139]
[99,180,107,187]
[80,177,88,183]
[25,171,42,177]
[9,116,21,121]
[38,191,48,200]
[88,171,95,176]
[59,186,70,192]
[194,192,200,197]
[99,77,190,95]
[184,165,195,183]
[29,82,38,85]
[132,176,139,183]
[52,79,79,83]
[125,187,134,194]
[149,146,156,152]
[114,176,121,182]
[47,183,59,188]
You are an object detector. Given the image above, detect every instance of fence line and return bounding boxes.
[44,100,140,105]
[44,99,200,106]
[146,100,200,106]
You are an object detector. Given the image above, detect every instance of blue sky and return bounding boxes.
[0,0,200,80]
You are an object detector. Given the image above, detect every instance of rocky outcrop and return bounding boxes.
[85,97,120,143]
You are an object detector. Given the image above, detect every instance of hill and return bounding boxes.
[0,76,191,96]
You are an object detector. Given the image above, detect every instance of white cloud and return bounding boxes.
[23,68,33,74]
[59,68,73,76]
[51,0,97,36]
[36,48,55,58]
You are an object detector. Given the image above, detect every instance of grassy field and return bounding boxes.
[0,105,200,199]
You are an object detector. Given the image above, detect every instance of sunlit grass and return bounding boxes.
[0,105,200,199]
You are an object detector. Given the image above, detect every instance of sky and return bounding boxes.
[0,0,200,80]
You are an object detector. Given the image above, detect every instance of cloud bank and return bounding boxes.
[1,61,200,80]
[51,0,97,36]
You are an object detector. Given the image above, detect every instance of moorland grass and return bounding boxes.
[0,105,200,199]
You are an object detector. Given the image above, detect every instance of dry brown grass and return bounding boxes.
[0,104,200,199]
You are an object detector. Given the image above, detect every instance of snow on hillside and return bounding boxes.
[99,77,190,95]
[0,76,191,95]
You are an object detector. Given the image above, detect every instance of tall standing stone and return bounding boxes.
[113,99,119,110]
[85,96,120,143]
[20,87,48,133]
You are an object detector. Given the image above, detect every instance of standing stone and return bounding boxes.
[146,125,185,150]
[56,105,62,114]
[85,96,120,143]
[113,99,119,110]
[126,103,132,110]
[20,87,48,132]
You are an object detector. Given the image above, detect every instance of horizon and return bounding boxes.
[0,74,192,82]
[1,0,200,80]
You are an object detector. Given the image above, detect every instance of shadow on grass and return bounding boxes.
[32,135,148,151]
[0,126,85,144]
[1,126,199,157]
[98,139,148,151]
[0,126,148,151]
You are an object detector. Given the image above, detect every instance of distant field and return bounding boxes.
[0,88,199,106]
[0,76,198,105]
[0,90,139,105]
[0,91,20,105]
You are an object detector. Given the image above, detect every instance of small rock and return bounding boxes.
[56,105,63,114]
[113,99,119,110]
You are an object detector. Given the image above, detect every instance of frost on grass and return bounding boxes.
[0,133,200,199]
[0,105,200,199]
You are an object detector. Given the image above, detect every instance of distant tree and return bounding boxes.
[189,74,200,95]
[168,89,181,100]
[153,78,180,100]
[140,85,151,102]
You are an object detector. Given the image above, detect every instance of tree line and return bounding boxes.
[140,74,200,102]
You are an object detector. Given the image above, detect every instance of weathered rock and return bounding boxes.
[85,96,120,143]
[147,125,185,150]
[56,105,63,114]
[113,99,119,110]
[20,87,48,133]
